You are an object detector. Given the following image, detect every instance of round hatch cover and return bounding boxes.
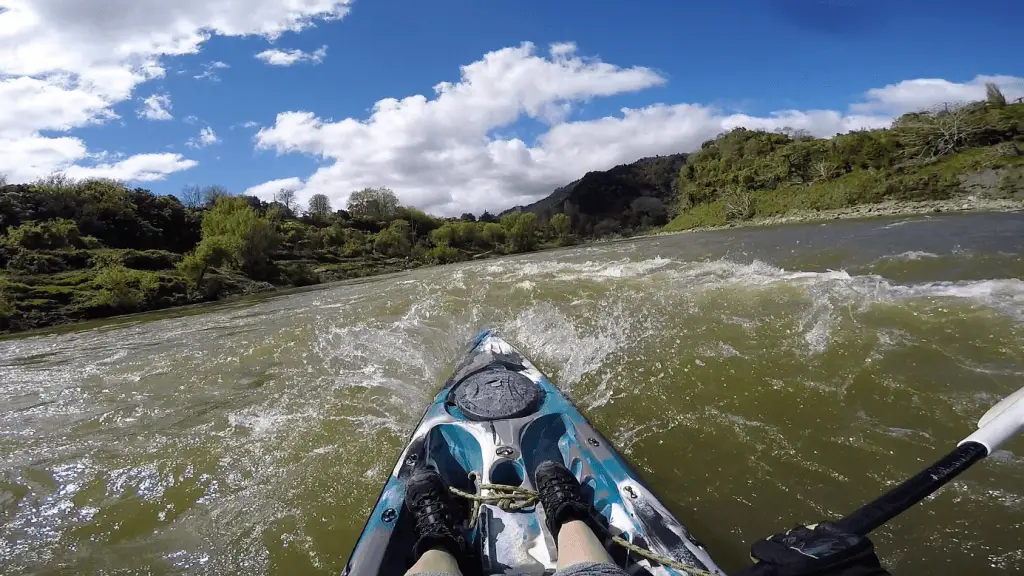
[451,368,543,421]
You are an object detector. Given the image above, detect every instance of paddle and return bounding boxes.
[835,384,1024,535]
[737,386,1024,575]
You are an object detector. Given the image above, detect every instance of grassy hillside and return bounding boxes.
[665,96,1024,231]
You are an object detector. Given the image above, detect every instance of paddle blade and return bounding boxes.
[959,385,1024,454]
[979,386,1024,428]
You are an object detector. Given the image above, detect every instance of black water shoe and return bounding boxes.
[404,468,465,559]
[534,460,593,538]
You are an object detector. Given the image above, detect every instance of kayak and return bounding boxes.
[342,330,724,575]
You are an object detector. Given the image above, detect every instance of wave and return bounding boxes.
[2,245,1022,574]
[889,250,940,260]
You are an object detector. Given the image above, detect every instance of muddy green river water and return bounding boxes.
[2,212,1023,575]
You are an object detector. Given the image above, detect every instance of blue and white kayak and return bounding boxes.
[343,330,724,575]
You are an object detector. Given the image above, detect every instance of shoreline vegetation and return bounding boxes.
[657,196,1024,235]
[2,89,1023,335]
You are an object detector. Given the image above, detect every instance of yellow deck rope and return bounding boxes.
[448,472,720,576]
[449,472,538,528]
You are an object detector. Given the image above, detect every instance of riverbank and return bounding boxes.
[0,253,422,335]
[657,196,1024,235]
[4,200,1021,337]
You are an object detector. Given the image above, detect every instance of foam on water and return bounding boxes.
[1,219,1023,574]
[503,301,642,393]
[474,255,674,283]
[891,250,940,260]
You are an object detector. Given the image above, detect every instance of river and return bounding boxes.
[2,212,1023,575]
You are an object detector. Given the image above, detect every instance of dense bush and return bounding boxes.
[182,197,280,281]
[6,251,70,274]
[0,180,200,252]
[120,250,182,271]
[500,212,537,252]
[90,265,159,309]
[280,262,320,286]
[425,242,461,264]
[3,219,83,250]
[374,224,412,257]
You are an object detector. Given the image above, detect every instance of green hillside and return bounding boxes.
[666,94,1024,231]
[0,185,563,333]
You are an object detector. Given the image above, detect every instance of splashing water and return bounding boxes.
[1,212,1023,574]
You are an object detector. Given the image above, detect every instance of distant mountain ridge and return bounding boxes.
[503,153,687,234]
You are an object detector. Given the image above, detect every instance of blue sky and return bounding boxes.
[3,0,1023,215]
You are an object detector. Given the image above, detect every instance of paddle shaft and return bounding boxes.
[835,441,988,535]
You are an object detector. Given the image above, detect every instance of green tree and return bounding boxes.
[425,242,460,264]
[429,223,458,246]
[549,213,571,244]
[481,223,505,250]
[347,187,399,221]
[240,219,278,277]
[342,229,370,256]
[373,226,411,256]
[307,193,332,215]
[389,219,412,241]
[266,203,287,223]
[184,196,280,280]
[500,212,537,253]
[396,207,440,241]
[454,221,481,248]
[176,236,234,282]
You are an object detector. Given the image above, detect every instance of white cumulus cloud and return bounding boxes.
[255,42,666,213]
[0,0,352,182]
[186,127,218,149]
[257,42,1019,216]
[244,177,305,200]
[64,153,199,182]
[138,93,173,120]
[0,135,89,183]
[851,74,1024,115]
[255,45,328,66]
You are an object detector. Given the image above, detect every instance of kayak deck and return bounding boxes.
[342,330,723,575]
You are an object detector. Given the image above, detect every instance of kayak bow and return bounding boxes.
[342,330,723,575]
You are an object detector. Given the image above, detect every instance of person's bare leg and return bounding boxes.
[556,519,615,570]
[405,548,463,575]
